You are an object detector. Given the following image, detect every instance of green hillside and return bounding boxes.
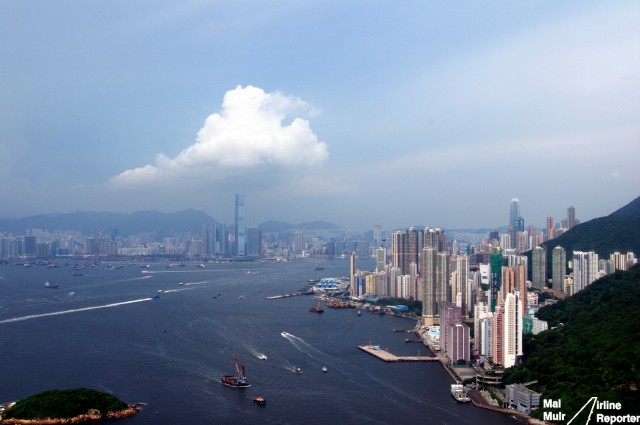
[504,265,640,421]
[544,195,640,256]
[2,388,128,420]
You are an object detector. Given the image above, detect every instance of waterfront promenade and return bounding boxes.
[358,345,438,362]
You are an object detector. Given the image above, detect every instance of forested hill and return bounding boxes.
[541,195,640,258]
[504,265,640,421]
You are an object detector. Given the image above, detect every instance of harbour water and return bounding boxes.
[0,258,518,424]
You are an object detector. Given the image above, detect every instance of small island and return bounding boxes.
[0,388,140,424]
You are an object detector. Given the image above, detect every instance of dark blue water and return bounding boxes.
[0,259,517,424]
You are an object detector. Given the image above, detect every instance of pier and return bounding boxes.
[358,345,438,362]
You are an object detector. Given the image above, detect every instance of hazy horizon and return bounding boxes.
[1,1,638,230]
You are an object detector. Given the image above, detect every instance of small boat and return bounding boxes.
[72,273,83,276]
[152,294,160,299]
[221,353,250,388]
[357,310,362,316]
[314,266,325,271]
[294,367,302,374]
[44,281,58,289]
[258,354,267,361]
[322,367,328,373]
[253,396,266,406]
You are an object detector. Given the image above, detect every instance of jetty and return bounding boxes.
[358,345,438,362]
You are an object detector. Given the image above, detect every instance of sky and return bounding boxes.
[0,1,638,231]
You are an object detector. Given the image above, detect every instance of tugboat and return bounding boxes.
[253,395,266,406]
[221,353,251,388]
[309,300,324,313]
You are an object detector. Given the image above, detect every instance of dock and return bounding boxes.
[358,345,438,362]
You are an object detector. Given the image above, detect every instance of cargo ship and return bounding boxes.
[221,353,251,388]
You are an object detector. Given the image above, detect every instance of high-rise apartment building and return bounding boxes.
[234,194,245,256]
[420,247,438,319]
[503,291,523,368]
[573,251,599,292]
[546,217,555,241]
[489,253,503,312]
[293,231,304,254]
[455,255,469,317]
[532,246,546,290]
[376,247,387,272]
[552,246,566,292]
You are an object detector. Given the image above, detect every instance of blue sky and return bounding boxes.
[0,1,638,231]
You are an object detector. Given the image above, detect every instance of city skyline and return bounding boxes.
[1,1,638,230]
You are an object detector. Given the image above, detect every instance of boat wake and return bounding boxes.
[0,298,153,324]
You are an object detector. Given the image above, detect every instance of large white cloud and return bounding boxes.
[109,85,328,187]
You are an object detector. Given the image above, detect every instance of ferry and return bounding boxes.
[221,353,251,388]
[451,384,471,403]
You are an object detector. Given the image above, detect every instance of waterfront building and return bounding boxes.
[445,323,470,363]
[506,384,541,415]
[234,194,245,256]
[532,246,546,290]
[552,246,566,292]
[573,251,599,292]
[439,302,462,356]
[436,252,450,306]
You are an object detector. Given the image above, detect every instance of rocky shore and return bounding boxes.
[0,405,140,424]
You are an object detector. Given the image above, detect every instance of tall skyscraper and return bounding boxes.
[246,227,261,256]
[234,194,245,256]
[567,206,576,229]
[552,246,566,292]
[532,246,546,290]
[509,198,520,230]
[392,227,419,275]
[293,230,304,254]
[373,225,382,248]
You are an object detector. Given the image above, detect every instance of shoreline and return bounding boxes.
[0,405,141,425]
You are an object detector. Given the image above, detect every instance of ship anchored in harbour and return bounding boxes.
[221,353,251,388]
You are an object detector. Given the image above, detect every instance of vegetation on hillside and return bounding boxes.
[2,388,128,420]
[504,265,640,420]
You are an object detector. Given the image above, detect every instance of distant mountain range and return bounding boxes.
[0,210,342,237]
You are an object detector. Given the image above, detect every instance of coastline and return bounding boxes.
[0,405,140,425]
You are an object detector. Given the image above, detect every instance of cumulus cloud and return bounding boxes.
[109,85,328,187]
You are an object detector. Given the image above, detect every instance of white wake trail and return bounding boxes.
[0,298,153,324]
